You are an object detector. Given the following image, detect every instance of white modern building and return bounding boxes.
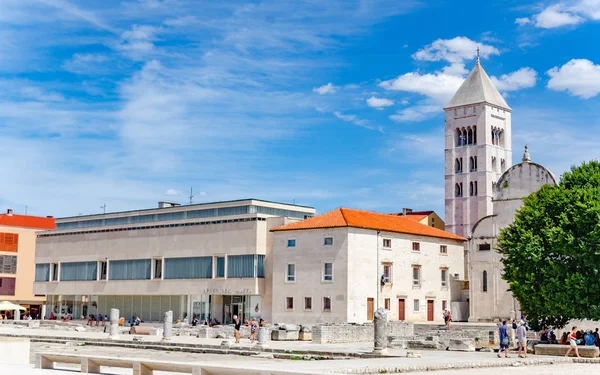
[33,199,315,323]
[270,208,465,325]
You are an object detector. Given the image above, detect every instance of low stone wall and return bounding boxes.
[535,344,599,358]
[312,321,414,344]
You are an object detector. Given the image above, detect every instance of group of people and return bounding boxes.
[232,315,262,344]
[86,313,108,326]
[497,319,530,358]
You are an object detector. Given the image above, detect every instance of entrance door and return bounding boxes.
[427,300,434,321]
[398,299,405,321]
[367,298,374,321]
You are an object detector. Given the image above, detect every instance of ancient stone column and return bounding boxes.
[163,311,173,340]
[373,307,388,354]
[257,326,268,348]
[109,308,119,339]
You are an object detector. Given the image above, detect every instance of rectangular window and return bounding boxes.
[35,264,50,282]
[0,233,19,252]
[51,263,58,281]
[216,257,225,278]
[286,297,294,310]
[287,239,296,248]
[383,238,392,248]
[382,264,392,284]
[412,266,421,286]
[323,237,333,246]
[323,263,333,281]
[442,300,447,311]
[412,242,420,251]
[227,255,255,278]
[109,259,151,280]
[164,257,212,279]
[384,298,391,310]
[0,255,17,274]
[440,245,447,254]
[153,258,163,279]
[0,277,16,295]
[413,299,420,312]
[479,244,491,251]
[323,297,331,312]
[257,255,265,278]
[441,269,448,287]
[60,261,98,281]
[286,263,296,282]
[99,261,107,280]
[304,297,312,311]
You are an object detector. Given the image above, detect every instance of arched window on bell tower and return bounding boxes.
[482,270,488,292]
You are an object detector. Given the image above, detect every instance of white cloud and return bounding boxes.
[535,4,585,28]
[491,67,537,91]
[400,99,409,105]
[412,37,499,64]
[164,189,181,196]
[572,0,600,20]
[62,53,109,74]
[117,25,159,60]
[313,83,338,95]
[366,96,394,109]
[380,71,465,103]
[547,59,600,99]
[333,111,381,132]
[442,63,469,76]
[389,105,439,122]
[515,17,532,26]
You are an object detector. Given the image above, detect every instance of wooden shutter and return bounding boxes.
[0,233,19,252]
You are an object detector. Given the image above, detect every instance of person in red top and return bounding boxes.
[565,326,581,358]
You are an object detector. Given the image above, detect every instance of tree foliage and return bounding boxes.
[497,161,600,330]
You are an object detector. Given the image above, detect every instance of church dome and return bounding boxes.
[494,146,556,201]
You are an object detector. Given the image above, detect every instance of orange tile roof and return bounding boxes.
[272,208,464,241]
[0,214,56,230]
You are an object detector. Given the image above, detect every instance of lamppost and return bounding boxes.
[376,230,380,309]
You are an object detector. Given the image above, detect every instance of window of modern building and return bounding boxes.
[99,261,107,280]
[441,269,448,287]
[323,237,333,246]
[164,257,212,279]
[256,254,265,278]
[479,243,491,251]
[483,270,488,292]
[286,263,296,282]
[153,258,163,279]
[109,259,151,280]
[304,297,312,311]
[412,266,421,286]
[440,245,447,254]
[0,255,17,274]
[35,264,50,282]
[287,239,296,248]
[382,263,392,284]
[286,297,294,310]
[384,298,391,310]
[215,257,225,278]
[0,233,19,252]
[412,242,420,252]
[413,299,420,312]
[382,238,391,248]
[227,255,265,278]
[51,263,59,281]
[60,261,98,281]
[323,263,333,282]
[0,277,16,295]
[323,297,331,312]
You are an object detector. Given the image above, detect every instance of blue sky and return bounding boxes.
[1,0,600,218]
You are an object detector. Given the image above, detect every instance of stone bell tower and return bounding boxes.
[444,56,512,238]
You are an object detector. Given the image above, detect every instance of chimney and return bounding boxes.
[46,216,54,218]
[6,208,13,216]
[401,208,413,216]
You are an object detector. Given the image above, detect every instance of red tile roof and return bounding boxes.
[272,208,464,241]
[0,214,56,230]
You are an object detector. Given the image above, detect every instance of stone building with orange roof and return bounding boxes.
[270,208,465,324]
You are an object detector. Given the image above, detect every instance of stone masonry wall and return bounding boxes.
[312,321,414,344]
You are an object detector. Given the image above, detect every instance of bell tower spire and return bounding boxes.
[476,47,480,65]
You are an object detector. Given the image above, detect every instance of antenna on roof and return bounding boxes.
[100,203,106,214]
[476,47,480,64]
[25,205,27,215]
[189,187,194,205]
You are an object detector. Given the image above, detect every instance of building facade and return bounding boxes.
[468,148,555,321]
[444,59,512,238]
[33,199,314,322]
[0,209,55,318]
[396,209,445,230]
[270,208,465,325]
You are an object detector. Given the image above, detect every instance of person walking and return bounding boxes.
[565,326,581,357]
[517,320,527,358]
[443,310,451,329]
[233,315,241,344]
[250,318,257,343]
[497,321,510,358]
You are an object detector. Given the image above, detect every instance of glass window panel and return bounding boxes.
[216,257,225,278]
[35,263,50,281]
[164,257,212,279]
[109,259,151,280]
[227,255,255,278]
[60,261,97,281]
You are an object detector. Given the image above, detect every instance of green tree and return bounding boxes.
[498,161,600,330]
